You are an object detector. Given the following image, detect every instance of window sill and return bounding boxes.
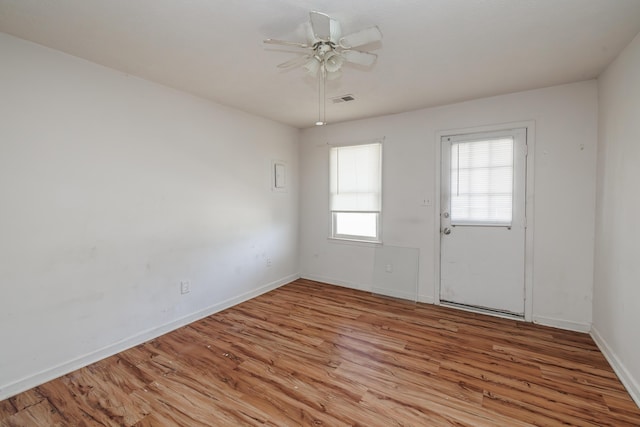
[328,237,383,247]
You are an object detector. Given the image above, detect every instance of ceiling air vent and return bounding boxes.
[331,94,356,104]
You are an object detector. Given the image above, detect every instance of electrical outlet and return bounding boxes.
[180,281,191,294]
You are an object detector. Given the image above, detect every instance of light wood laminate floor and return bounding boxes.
[1,279,639,426]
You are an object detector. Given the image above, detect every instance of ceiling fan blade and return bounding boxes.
[264,38,309,49]
[310,11,331,41]
[330,19,342,43]
[277,55,312,69]
[339,26,382,49]
[341,50,378,67]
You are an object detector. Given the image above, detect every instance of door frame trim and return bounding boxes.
[434,121,536,322]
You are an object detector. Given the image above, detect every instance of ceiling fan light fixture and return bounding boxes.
[264,11,382,126]
[304,57,321,76]
[323,51,344,73]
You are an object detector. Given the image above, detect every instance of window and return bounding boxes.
[330,142,382,242]
[450,137,514,226]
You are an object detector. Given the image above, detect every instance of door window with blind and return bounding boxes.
[329,142,382,242]
[449,136,514,226]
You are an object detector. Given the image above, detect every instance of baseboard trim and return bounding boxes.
[591,326,640,408]
[372,287,417,302]
[532,315,591,333]
[0,273,299,401]
[301,274,370,292]
[418,295,435,304]
[302,275,436,304]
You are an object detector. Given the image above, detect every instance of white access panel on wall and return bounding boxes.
[272,160,287,192]
[373,245,419,301]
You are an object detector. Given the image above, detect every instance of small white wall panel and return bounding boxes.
[373,246,419,301]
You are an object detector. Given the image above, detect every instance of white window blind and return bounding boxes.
[450,137,514,225]
[330,142,382,241]
[330,143,381,212]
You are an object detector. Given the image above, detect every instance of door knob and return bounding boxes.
[443,227,451,235]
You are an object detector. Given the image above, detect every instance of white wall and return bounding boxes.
[0,33,299,399]
[593,32,640,405]
[300,81,597,331]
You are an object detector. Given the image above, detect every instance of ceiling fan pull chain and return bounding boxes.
[316,66,325,126]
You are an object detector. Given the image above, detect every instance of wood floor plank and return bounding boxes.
[0,400,16,421]
[2,279,639,426]
[0,399,68,427]
[7,389,45,413]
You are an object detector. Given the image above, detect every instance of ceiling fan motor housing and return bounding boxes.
[265,11,382,77]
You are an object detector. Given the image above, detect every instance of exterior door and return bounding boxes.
[440,128,527,315]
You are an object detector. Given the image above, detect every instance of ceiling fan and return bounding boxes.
[264,11,382,81]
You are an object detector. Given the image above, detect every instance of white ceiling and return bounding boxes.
[1,0,640,129]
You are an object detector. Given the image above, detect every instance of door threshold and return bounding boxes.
[440,301,524,321]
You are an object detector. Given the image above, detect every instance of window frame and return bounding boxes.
[328,141,383,243]
[330,211,381,243]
